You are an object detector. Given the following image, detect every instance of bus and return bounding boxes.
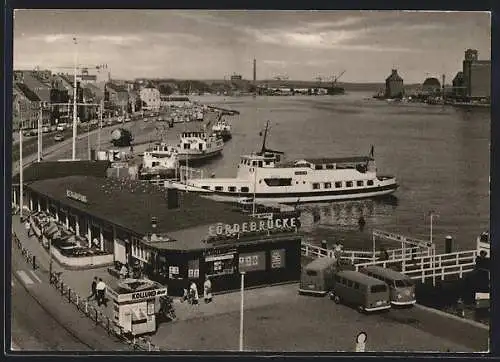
[329,270,391,313]
[359,265,416,306]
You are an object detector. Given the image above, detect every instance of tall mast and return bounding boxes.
[260,120,270,154]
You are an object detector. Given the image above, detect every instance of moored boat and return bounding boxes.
[139,143,179,180]
[170,121,399,203]
[212,118,232,142]
[176,130,224,164]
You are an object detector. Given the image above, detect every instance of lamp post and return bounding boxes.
[19,128,23,218]
[37,106,42,162]
[239,271,245,352]
[429,211,438,286]
[72,37,78,160]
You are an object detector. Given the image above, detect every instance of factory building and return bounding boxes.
[462,49,491,100]
[385,69,404,99]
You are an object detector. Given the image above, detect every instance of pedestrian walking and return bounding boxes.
[190,281,199,306]
[203,277,213,304]
[96,278,107,306]
[25,221,31,237]
[88,277,98,301]
[119,264,128,279]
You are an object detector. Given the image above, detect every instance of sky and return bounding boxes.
[13,10,491,83]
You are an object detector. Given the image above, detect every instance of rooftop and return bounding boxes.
[13,160,110,184]
[15,83,41,102]
[302,156,373,165]
[26,175,255,237]
[106,82,128,93]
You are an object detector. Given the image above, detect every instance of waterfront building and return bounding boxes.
[422,77,441,96]
[160,95,192,108]
[20,170,302,295]
[13,70,52,124]
[462,49,491,100]
[452,71,466,98]
[12,83,42,130]
[106,83,130,115]
[385,69,404,99]
[140,87,161,111]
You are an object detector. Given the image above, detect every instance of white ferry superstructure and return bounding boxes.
[171,123,398,203]
[176,130,224,163]
[140,143,179,179]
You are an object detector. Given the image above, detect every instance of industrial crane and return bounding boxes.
[331,70,346,87]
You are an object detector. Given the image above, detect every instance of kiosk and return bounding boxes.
[107,278,167,336]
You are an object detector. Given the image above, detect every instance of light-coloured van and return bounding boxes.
[299,258,354,296]
[359,265,416,306]
[329,270,391,312]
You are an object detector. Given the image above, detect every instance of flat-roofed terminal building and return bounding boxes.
[18,163,302,295]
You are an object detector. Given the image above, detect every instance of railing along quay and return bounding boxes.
[355,249,478,283]
[301,242,429,265]
[48,270,162,351]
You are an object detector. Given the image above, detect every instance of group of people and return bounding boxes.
[88,277,107,306]
[183,277,213,305]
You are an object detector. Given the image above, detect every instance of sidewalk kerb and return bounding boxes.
[415,303,489,330]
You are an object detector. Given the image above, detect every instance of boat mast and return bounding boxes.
[259,120,270,155]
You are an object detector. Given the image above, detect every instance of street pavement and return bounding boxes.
[13,214,488,352]
[10,217,132,351]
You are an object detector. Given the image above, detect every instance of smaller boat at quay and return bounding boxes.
[170,121,399,203]
[176,130,224,164]
[139,143,179,180]
[212,118,232,142]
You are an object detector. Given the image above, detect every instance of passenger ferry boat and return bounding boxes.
[176,130,224,164]
[139,143,179,180]
[171,122,399,203]
[212,119,232,142]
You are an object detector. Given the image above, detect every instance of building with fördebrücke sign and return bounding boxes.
[24,174,302,295]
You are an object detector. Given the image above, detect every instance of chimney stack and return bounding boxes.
[253,58,257,85]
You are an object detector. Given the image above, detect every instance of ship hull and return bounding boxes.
[177,149,223,164]
[171,182,398,204]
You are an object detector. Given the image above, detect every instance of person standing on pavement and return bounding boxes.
[96,278,107,306]
[88,277,98,301]
[25,220,31,237]
[203,277,212,304]
[190,281,199,306]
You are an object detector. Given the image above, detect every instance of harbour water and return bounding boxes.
[194,93,490,253]
[56,92,490,253]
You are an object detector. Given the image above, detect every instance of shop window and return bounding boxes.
[324,182,332,189]
[168,266,180,279]
[241,187,249,193]
[357,180,364,187]
[367,180,374,186]
[312,183,320,190]
[346,181,353,188]
[335,182,342,188]
[205,253,236,277]
[188,259,200,278]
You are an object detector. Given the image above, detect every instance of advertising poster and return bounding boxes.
[239,251,266,272]
[271,249,286,269]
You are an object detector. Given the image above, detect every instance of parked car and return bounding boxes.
[42,126,50,133]
[50,125,58,132]
[54,134,64,142]
[90,119,99,126]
